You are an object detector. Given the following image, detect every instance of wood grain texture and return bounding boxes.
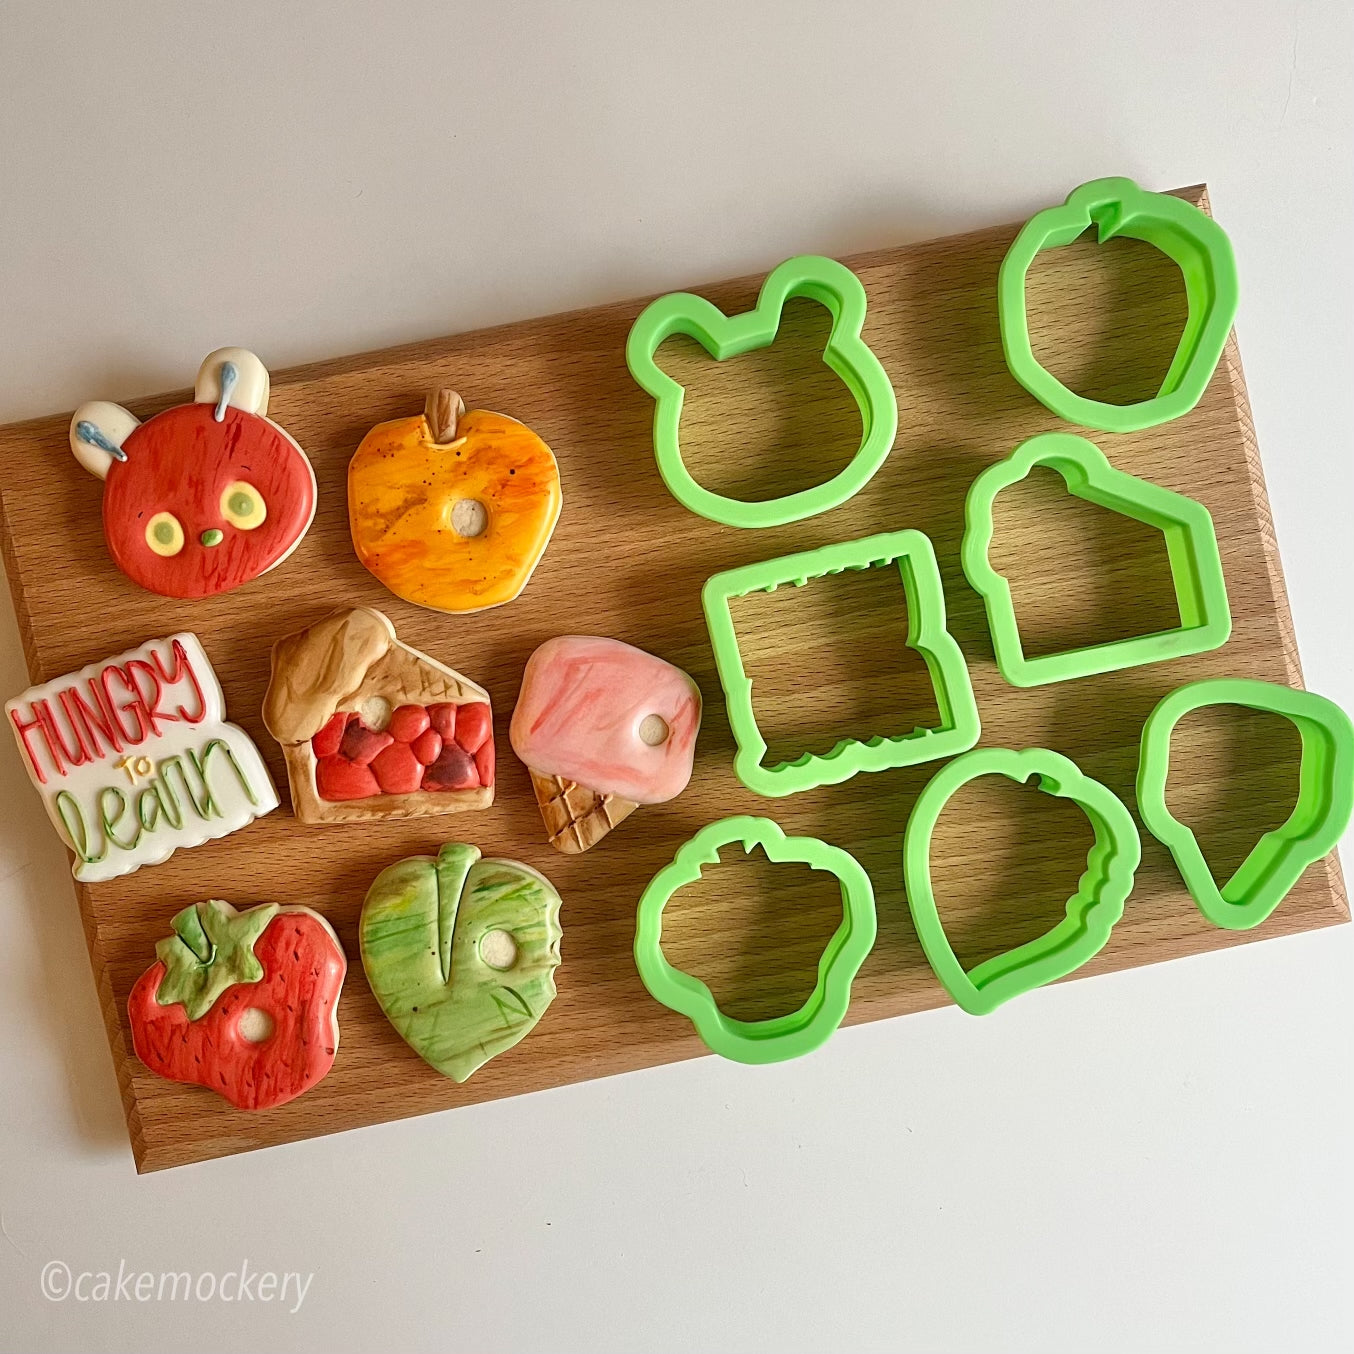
[0,185,1344,1173]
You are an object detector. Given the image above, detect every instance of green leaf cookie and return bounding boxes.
[360,842,563,1082]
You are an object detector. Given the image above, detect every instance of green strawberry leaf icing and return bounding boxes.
[360,843,562,1083]
[154,899,278,1020]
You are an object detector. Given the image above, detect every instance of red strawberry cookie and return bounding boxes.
[128,899,346,1111]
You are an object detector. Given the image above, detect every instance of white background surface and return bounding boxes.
[0,2,1350,1350]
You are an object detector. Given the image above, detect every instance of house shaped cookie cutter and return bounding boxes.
[1136,677,1354,930]
[702,529,981,798]
[633,816,877,1063]
[961,433,1231,688]
[625,254,898,529]
[998,176,1239,433]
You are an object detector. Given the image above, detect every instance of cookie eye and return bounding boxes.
[220,480,267,530]
[145,512,184,557]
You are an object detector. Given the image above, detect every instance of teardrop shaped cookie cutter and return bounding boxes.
[633,816,877,1063]
[903,747,1141,1015]
[1136,677,1354,930]
[998,177,1239,433]
[625,254,898,528]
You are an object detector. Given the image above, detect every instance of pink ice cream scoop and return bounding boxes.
[510,636,702,805]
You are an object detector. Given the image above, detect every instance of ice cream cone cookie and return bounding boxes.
[510,636,701,853]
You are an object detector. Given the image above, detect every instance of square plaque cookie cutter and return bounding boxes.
[903,747,1142,1015]
[633,816,877,1064]
[998,176,1239,433]
[1136,677,1354,931]
[702,529,981,798]
[961,432,1231,688]
[625,253,898,529]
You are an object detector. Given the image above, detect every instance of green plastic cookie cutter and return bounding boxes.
[1136,678,1354,930]
[625,254,898,528]
[703,529,981,797]
[633,816,877,1063]
[904,747,1141,1014]
[998,176,1239,433]
[962,433,1231,687]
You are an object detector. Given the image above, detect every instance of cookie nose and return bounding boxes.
[200,528,223,547]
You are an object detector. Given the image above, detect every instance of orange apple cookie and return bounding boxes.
[348,388,562,614]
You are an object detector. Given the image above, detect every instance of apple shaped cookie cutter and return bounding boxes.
[962,433,1231,687]
[360,842,563,1082]
[1136,678,1354,931]
[70,348,317,598]
[128,899,346,1111]
[999,177,1239,433]
[262,607,495,824]
[348,387,562,614]
[633,817,876,1063]
[625,254,898,528]
[6,632,279,883]
[510,635,703,854]
[703,529,980,798]
[904,747,1141,1015]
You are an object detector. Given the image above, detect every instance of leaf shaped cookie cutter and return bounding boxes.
[703,529,981,797]
[998,177,1239,433]
[962,433,1231,687]
[1136,678,1354,930]
[633,816,877,1063]
[625,254,898,528]
[903,747,1141,1015]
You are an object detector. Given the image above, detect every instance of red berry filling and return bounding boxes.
[310,701,492,801]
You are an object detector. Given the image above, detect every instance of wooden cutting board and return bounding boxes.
[0,185,1344,1172]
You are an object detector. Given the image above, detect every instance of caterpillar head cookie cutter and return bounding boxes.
[961,433,1231,687]
[625,254,898,528]
[903,747,1141,1015]
[703,529,981,797]
[633,816,877,1063]
[1136,678,1354,931]
[998,176,1239,433]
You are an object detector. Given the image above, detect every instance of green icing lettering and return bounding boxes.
[55,790,104,864]
[98,786,140,851]
[199,737,260,808]
[152,757,185,829]
[136,783,163,832]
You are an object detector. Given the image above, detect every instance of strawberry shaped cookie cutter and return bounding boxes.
[625,254,897,528]
[703,529,980,797]
[1136,678,1354,930]
[962,433,1231,687]
[633,817,876,1063]
[999,177,1239,433]
[904,747,1141,1015]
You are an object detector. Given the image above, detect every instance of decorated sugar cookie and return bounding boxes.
[262,607,494,824]
[360,842,562,1082]
[129,899,346,1110]
[6,633,279,882]
[348,387,562,614]
[510,635,702,853]
[70,348,317,598]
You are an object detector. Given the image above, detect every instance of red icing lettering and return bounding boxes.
[126,659,170,736]
[101,664,152,744]
[37,699,89,769]
[151,639,207,723]
[10,702,56,783]
[62,679,125,759]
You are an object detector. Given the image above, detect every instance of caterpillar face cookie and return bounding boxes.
[360,842,562,1082]
[70,348,317,598]
[510,635,702,853]
[348,387,562,614]
[129,899,346,1111]
[262,607,495,824]
[6,633,279,882]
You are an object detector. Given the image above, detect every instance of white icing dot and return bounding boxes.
[639,714,670,747]
[479,929,518,970]
[450,499,488,538]
[238,1007,275,1043]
